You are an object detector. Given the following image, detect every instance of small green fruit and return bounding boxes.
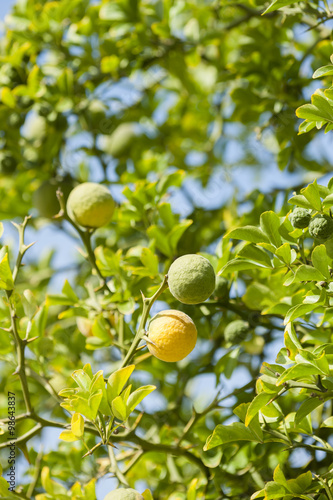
[36,103,53,117]
[224,320,250,344]
[308,214,333,242]
[33,178,74,218]
[103,488,144,500]
[168,254,216,305]
[0,152,18,174]
[213,276,229,300]
[100,122,136,158]
[289,208,311,229]
[67,182,115,228]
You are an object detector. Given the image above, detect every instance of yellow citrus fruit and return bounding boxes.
[147,309,197,362]
[66,182,115,228]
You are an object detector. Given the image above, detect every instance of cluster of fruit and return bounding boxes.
[34,181,250,361]
[289,207,333,242]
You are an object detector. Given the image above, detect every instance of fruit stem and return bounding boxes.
[121,275,169,368]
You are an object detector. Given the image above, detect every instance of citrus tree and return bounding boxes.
[1,0,333,499]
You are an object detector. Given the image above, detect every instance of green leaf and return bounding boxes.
[219,258,269,276]
[311,245,330,279]
[204,422,261,450]
[126,385,156,414]
[284,265,326,286]
[260,211,281,247]
[88,390,103,420]
[62,280,78,302]
[276,364,325,386]
[295,398,324,425]
[245,392,272,426]
[300,180,322,211]
[59,430,79,442]
[71,412,84,438]
[275,243,292,265]
[313,65,333,79]
[288,194,313,209]
[286,471,312,494]
[225,226,269,244]
[72,369,91,391]
[237,244,273,268]
[140,248,159,275]
[147,225,172,257]
[112,395,128,421]
[0,252,14,290]
[262,0,303,14]
[107,364,135,404]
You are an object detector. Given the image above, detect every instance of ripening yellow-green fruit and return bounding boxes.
[66,182,115,228]
[147,309,197,362]
[168,254,216,304]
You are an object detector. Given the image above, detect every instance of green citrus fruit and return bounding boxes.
[147,309,197,362]
[33,178,74,218]
[224,320,250,344]
[66,182,115,228]
[213,276,229,300]
[308,214,333,242]
[100,122,136,158]
[103,488,144,500]
[23,114,47,141]
[289,208,311,229]
[168,254,216,304]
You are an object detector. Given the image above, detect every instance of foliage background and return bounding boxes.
[0,0,333,499]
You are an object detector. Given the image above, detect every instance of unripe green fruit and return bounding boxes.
[224,320,250,344]
[100,123,136,158]
[67,182,115,228]
[168,254,216,304]
[103,488,144,500]
[289,208,311,229]
[0,152,18,174]
[213,276,229,300]
[8,112,25,128]
[308,214,333,242]
[33,178,74,218]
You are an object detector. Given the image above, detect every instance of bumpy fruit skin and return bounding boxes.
[104,488,144,500]
[67,182,115,228]
[289,208,311,229]
[0,152,18,174]
[308,214,333,242]
[147,309,197,362]
[224,320,250,344]
[213,276,229,300]
[168,254,216,304]
[33,178,74,218]
[100,123,136,158]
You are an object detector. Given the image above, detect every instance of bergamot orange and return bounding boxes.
[289,208,311,229]
[308,214,333,242]
[147,309,197,362]
[104,488,144,500]
[66,182,115,228]
[168,254,216,304]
